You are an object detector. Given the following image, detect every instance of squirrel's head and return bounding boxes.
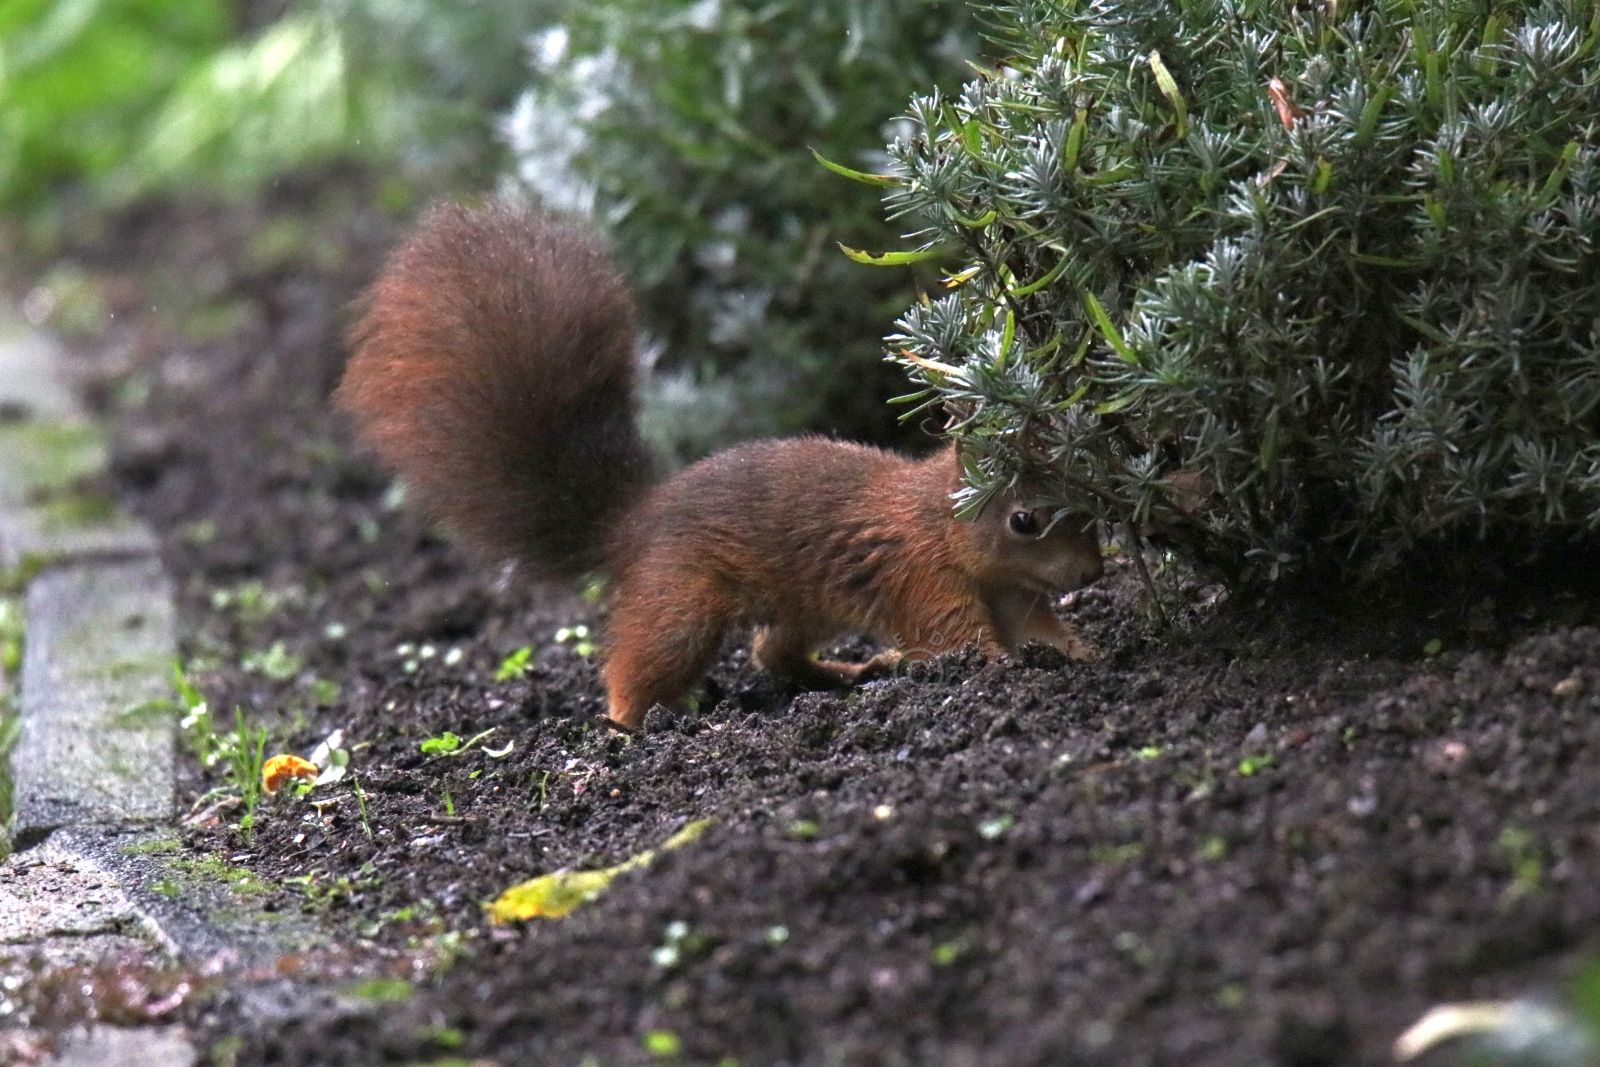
[968,496,1104,595]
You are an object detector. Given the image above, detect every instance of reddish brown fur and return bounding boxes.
[337,200,653,578]
[600,439,1103,728]
[340,201,1104,732]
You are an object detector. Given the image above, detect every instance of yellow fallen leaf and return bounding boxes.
[486,818,713,924]
[262,754,319,795]
[486,863,633,922]
[659,817,712,850]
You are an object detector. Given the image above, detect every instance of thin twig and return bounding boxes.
[1123,520,1170,629]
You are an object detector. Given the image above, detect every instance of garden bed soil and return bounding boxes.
[13,185,1600,1066]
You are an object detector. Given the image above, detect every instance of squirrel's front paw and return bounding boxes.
[857,649,905,681]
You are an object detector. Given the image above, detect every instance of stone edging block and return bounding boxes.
[10,558,177,842]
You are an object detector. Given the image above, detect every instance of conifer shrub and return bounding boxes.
[503,0,979,459]
[880,0,1600,584]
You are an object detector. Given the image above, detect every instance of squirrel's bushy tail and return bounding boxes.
[337,200,654,579]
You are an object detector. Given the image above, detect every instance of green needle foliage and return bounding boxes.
[881,0,1600,584]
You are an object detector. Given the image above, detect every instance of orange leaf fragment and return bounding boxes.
[1267,78,1303,131]
[262,754,319,795]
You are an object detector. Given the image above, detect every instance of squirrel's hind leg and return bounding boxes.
[752,627,902,688]
[603,576,734,731]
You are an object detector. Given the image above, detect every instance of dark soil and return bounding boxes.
[16,183,1600,1067]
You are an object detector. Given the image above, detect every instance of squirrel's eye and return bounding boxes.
[1008,510,1039,536]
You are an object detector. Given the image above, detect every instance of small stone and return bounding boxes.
[11,559,176,835]
[1553,676,1583,699]
[1347,791,1379,818]
[1422,739,1471,775]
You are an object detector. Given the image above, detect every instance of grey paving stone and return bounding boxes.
[58,827,323,968]
[0,314,306,1058]
[47,1025,197,1067]
[0,312,156,570]
[0,932,153,970]
[0,416,157,570]
[0,311,77,422]
[11,560,177,839]
[0,837,141,944]
[0,502,159,574]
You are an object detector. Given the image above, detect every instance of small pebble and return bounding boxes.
[1553,676,1583,699]
[1421,739,1470,776]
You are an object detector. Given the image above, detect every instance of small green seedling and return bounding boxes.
[1237,754,1274,777]
[977,814,1015,840]
[226,707,270,834]
[179,520,217,545]
[1091,842,1145,866]
[419,727,500,757]
[421,731,463,755]
[420,1024,466,1050]
[651,920,708,970]
[171,662,221,765]
[0,595,23,677]
[555,624,595,657]
[171,663,272,835]
[495,645,533,682]
[352,776,374,839]
[242,641,301,682]
[209,580,294,624]
[787,818,820,840]
[643,1030,682,1058]
[346,977,412,1004]
[1498,826,1545,903]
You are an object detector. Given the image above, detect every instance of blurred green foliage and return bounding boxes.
[504,0,980,458]
[327,0,562,180]
[0,0,230,206]
[0,0,553,216]
[125,13,369,199]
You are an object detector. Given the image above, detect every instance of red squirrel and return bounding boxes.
[336,200,1104,732]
